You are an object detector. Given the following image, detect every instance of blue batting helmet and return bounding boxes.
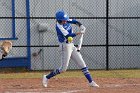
[55,10,69,21]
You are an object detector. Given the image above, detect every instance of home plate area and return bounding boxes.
[0,78,140,93]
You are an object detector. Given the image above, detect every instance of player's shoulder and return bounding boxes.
[56,22,62,27]
[56,22,65,31]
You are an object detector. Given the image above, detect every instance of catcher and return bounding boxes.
[0,40,12,61]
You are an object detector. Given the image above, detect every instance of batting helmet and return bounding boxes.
[55,10,69,21]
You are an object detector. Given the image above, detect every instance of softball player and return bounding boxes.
[42,10,99,88]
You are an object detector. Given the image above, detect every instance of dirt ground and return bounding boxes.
[0,77,140,93]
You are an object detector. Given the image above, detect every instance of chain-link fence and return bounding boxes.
[0,0,140,70]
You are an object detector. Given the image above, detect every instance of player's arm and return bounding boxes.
[67,19,82,27]
[56,23,81,39]
[68,19,86,51]
[67,19,86,34]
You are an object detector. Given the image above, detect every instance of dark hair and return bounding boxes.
[57,20,62,24]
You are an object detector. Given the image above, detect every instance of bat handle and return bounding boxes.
[77,34,84,52]
[77,50,80,52]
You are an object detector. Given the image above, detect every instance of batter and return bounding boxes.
[42,10,99,88]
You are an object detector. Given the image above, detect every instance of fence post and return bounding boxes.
[106,0,109,70]
[12,0,15,38]
[26,0,31,69]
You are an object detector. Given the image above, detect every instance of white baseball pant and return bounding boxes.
[59,43,86,72]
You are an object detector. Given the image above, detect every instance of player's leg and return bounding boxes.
[71,46,99,87]
[43,43,73,87]
[44,43,73,78]
[71,48,92,83]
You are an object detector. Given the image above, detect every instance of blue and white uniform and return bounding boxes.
[43,10,99,88]
[56,19,86,72]
[56,19,78,43]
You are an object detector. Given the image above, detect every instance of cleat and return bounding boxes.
[42,75,48,87]
[89,81,99,87]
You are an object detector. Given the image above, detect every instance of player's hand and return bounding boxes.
[76,32,83,35]
[80,25,86,34]
[77,47,80,52]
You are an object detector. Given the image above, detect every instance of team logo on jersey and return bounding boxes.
[63,24,71,31]
[66,26,71,31]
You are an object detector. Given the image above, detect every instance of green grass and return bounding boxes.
[90,70,140,78]
[0,69,139,79]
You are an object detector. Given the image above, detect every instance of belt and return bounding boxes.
[66,40,74,43]
[59,40,73,44]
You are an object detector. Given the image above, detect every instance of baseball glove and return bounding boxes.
[0,40,12,57]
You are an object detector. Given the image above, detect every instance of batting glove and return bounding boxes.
[80,25,86,34]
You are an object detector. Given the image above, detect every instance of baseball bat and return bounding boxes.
[77,34,84,52]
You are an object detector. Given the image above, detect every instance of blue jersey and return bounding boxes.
[56,19,80,43]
